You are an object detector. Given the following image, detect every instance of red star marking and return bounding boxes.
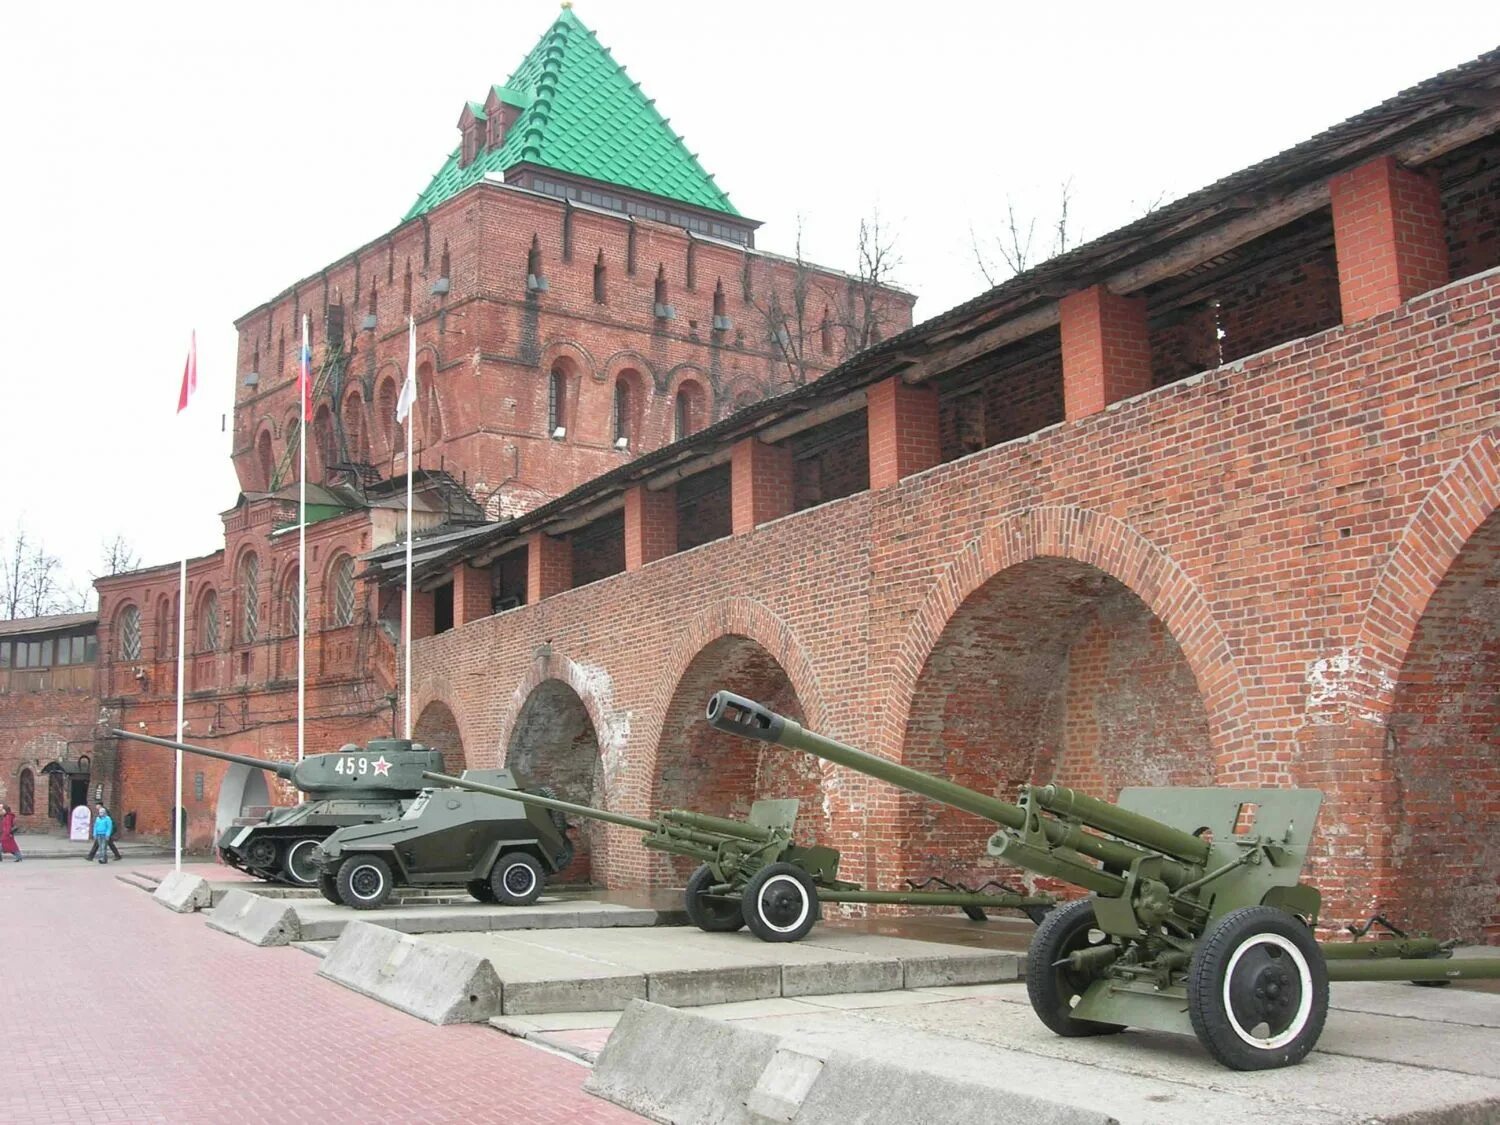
[372,756,392,777]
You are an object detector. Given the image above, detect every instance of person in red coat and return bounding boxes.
[0,804,21,862]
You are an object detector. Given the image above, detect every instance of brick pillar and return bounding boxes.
[1331,156,1449,324]
[624,484,678,570]
[731,438,794,535]
[407,588,435,640]
[866,376,941,489]
[452,563,492,625]
[527,533,573,602]
[1059,285,1152,421]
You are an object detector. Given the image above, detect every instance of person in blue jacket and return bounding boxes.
[92,804,114,865]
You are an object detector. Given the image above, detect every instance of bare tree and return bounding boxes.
[0,526,27,619]
[20,544,64,618]
[747,217,816,391]
[827,210,902,359]
[96,535,140,578]
[972,179,1075,287]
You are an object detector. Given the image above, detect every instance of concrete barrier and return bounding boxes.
[206,888,301,946]
[586,1000,1113,1125]
[317,920,503,1025]
[151,871,213,913]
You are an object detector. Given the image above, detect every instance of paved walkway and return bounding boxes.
[0,858,643,1124]
[9,831,170,861]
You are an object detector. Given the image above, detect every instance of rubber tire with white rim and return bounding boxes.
[1187,905,1329,1070]
[490,851,545,906]
[740,862,817,943]
[281,838,320,886]
[336,855,394,910]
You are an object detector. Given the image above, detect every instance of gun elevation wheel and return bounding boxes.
[741,862,817,943]
[491,852,545,906]
[1026,898,1127,1038]
[684,863,745,932]
[244,836,278,870]
[281,839,320,886]
[317,873,341,905]
[336,855,394,910]
[467,879,497,903]
[1187,906,1328,1070]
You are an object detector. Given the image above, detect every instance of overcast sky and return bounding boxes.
[2,0,1497,606]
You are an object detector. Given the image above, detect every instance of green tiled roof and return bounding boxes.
[405,10,739,221]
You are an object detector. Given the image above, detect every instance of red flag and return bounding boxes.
[298,316,313,422]
[176,331,197,413]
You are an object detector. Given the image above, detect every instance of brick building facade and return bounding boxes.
[382,53,1500,942]
[59,10,911,852]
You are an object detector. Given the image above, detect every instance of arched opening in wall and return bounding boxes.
[1387,509,1499,943]
[653,636,821,886]
[505,680,602,886]
[283,412,301,482]
[421,369,442,447]
[213,762,271,837]
[376,377,398,456]
[312,404,335,478]
[412,701,466,776]
[547,362,571,439]
[256,429,275,490]
[613,369,643,449]
[342,392,370,464]
[897,558,1213,889]
[674,380,705,442]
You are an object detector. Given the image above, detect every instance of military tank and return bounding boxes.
[312,768,574,909]
[111,729,446,886]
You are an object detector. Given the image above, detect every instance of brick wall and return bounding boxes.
[411,267,1500,938]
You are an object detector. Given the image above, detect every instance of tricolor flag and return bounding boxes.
[176,331,197,413]
[396,317,418,424]
[298,316,313,421]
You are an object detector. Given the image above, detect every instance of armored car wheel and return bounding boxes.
[1026,898,1127,1038]
[741,862,817,943]
[336,855,394,910]
[1187,906,1328,1070]
[244,836,278,870]
[281,839,320,887]
[467,879,497,903]
[491,852,545,906]
[684,863,745,933]
[316,874,341,905]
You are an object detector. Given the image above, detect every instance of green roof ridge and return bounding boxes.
[404,9,739,221]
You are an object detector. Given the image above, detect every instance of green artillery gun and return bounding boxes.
[705,691,1500,1070]
[112,729,445,886]
[421,769,1053,942]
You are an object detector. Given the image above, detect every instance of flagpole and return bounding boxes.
[298,315,308,764]
[403,316,415,740]
[174,557,186,872]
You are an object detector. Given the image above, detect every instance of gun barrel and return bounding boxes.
[1033,784,1212,866]
[421,770,660,834]
[111,729,296,779]
[705,692,1198,888]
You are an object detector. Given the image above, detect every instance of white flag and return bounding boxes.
[396,317,417,423]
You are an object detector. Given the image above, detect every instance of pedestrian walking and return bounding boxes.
[91,804,113,865]
[85,804,123,862]
[0,804,21,862]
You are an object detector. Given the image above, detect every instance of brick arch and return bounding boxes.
[411,674,472,764]
[541,339,599,383]
[602,349,656,389]
[885,505,1251,764]
[1348,428,1500,720]
[644,597,826,742]
[491,649,628,780]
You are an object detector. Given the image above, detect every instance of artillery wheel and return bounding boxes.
[336,855,394,910]
[684,863,745,933]
[1188,906,1328,1070]
[1026,898,1127,1038]
[491,852,545,906]
[316,874,341,905]
[741,862,817,943]
[281,839,320,887]
[244,836,278,870]
[466,879,497,903]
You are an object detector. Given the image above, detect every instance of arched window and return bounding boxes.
[675,381,704,441]
[199,589,220,652]
[239,554,260,643]
[330,556,357,627]
[613,379,631,447]
[313,404,336,476]
[18,768,34,816]
[376,378,398,453]
[283,412,301,483]
[256,429,275,490]
[342,393,369,463]
[548,367,567,437]
[156,595,175,659]
[281,566,302,636]
[118,605,141,661]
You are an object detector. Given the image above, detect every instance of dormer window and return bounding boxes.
[458,103,488,168]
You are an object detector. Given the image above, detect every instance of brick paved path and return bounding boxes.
[0,858,643,1124]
